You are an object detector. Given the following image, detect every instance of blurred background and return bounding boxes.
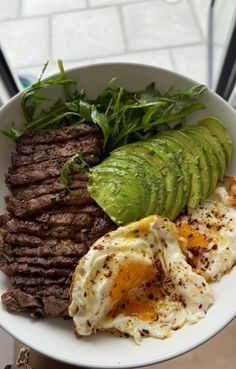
[0,0,236,367]
[0,0,235,104]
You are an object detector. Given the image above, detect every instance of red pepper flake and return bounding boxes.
[94,244,104,250]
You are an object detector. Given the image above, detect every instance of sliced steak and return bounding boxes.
[6,154,98,187]
[11,274,73,287]
[0,217,92,241]
[12,136,102,168]
[16,124,101,147]
[36,211,93,227]
[2,289,41,310]
[2,263,72,277]
[23,285,69,299]
[0,123,116,318]
[0,241,88,258]
[11,177,88,201]
[2,289,69,317]
[6,189,92,217]
[11,172,89,198]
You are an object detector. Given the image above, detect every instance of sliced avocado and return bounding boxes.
[188,124,225,181]
[100,155,153,220]
[198,116,232,166]
[150,137,191,200]
[157,131,202,208]
[146,138,187,220]
[112,146,166,216]
[122,141,183,220]
[110,151,154,217]
[183,128,215,199]
[88,160,144,225]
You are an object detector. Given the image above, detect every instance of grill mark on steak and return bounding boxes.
[11,274,73,287]
[11,172,89,197]
[3,256,79,268]
[23,286,69,299]
[17,124,100,147]
[12,137,102,168]
[6,155,98,187]
[2,263,73,277]
[0,240,88,257]
[35,212,93,226]
[6,189,92,217]
[0,217,94,241]
[10,178,88,201]
[0,124,116,318]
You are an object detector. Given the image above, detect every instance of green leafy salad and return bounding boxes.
[2,60,232,225]
[2,60,206,152]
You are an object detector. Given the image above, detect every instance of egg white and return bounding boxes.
[69,215,213,343]
[176,177,236,282]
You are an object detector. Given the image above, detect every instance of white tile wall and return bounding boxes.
[21,0,87,17]
[94,49,174,70]
[89,0,144,6]
[171,44,207,83]
[190,0,211,40]
[0,18,49,68]
[122,0,202,51]
[0,0,20,21]
[52,7,125,61]
[0,0,212,84]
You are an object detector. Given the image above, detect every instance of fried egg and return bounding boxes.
[176,177,236,282]
[69,215,213,343]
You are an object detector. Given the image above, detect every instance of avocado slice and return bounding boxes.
[147,138,187,220]
[111,151,155,217]
[150,136,191,200]
[88,160,144,225]
[187,124,225,181]
[183,128,215,199]
[113,146,166,216]
[157,131,202,208]
[198,116,232,166]
[127,141,183,220]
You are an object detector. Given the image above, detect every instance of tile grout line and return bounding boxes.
[17,0,22,18]
[0,0,154,22]
[15,42,206,71]
[187,0,205,42]
[117,5,128,53]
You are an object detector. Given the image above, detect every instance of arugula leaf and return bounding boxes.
[21,60,76,126]
[1,123,24,141]
[2,59,207,159]
[91,105,110,147]
[60,150,90,195]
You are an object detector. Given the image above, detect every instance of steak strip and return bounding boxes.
[6,155,98,187]
[6,189,92,217]
[12,137,102,167]
[16,124,101,147]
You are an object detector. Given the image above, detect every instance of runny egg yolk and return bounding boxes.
[177,223,208,248]
[108,261,161,321]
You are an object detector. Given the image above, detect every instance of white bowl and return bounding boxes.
[0,63,236,368]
